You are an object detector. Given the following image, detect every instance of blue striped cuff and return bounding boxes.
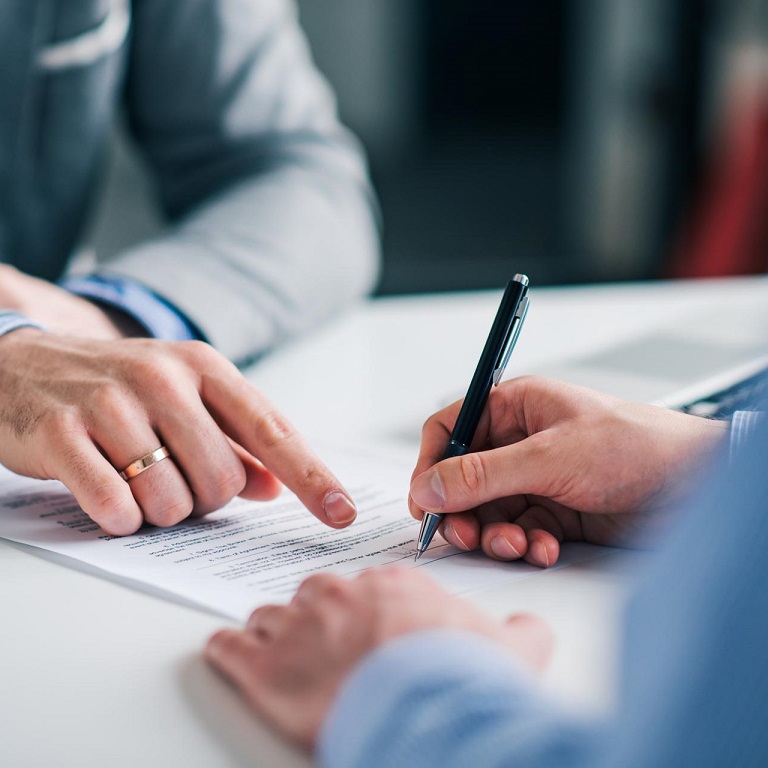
[60,275,203,342]
[730,410,766,463]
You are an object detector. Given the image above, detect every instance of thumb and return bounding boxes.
[409,438,546,513]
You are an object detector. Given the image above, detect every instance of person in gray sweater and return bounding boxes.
[0,0,379,535]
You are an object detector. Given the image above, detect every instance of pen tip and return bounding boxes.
[414,550,422,562]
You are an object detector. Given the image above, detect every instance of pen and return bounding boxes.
[414,274,530,560]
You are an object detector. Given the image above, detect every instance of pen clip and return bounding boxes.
[493,294,529,386]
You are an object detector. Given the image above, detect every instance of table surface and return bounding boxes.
[2,276,766,768]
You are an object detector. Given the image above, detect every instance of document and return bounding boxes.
[0,451,605,622]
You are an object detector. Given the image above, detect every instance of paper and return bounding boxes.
[0,452,606,622]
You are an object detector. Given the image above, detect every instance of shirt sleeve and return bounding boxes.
[729,409,765,460]
[319,420,768,768]
[0,312,46,338]
[319,629,600,768]
[96,0,380,365]
[60,275,202,341]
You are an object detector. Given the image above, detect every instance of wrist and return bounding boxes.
[89,302,149,339]
[61,275,201,341]
[649,404,729,462]
[689,414,730,457]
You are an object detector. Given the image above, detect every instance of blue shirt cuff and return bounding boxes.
[730,410,766,462]
[0,312,46,338]
[318,629,537,768]
[60,275,203,341]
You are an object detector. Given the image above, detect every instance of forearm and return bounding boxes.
[319,630,600,768]
[111,0,380,365]
[96,156,378,364]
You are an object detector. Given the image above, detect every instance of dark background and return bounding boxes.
[93,0,768,295]
[296,0,766,293]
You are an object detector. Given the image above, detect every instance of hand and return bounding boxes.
[0,330,357,535]
[0,264,141,339]
[409,376,729,566]
[205,567,552,750]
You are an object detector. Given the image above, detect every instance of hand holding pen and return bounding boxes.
[413,275,530,559]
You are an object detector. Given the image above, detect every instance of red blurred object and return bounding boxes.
[668,69,768,277]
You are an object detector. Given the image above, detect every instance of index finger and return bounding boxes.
[195,349,356,528]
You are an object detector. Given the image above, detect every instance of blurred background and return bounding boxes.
[94,0,768,295]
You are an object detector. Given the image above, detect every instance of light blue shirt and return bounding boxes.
[60,275,201,341]
[320,415,768,767]
[0,274,200,343]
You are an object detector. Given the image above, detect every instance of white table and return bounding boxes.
[2,276,765,768]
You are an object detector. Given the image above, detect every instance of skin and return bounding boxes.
[0,264,146,339]
[205,567,553,750]
[206,376,729,751]
[0,265,357,535]
[408,376,729,566]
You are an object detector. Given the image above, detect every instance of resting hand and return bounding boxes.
[0,330,357,535]
[409,376,728,566]
[205,567,552,750]
[0,264,141,339]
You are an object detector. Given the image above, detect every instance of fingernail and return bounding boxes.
[410,470,445,511]
[446,522,469,551]
[324,492,357,525]
[531,540,550,567]
[490,536,520,559]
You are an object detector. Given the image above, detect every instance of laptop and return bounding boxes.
[530,297,768,415]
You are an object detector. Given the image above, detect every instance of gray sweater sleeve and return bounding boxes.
[97,0,380,364]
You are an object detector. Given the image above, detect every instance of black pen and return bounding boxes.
[414,274,530,560]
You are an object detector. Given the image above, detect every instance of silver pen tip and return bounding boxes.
[414,550,422,562]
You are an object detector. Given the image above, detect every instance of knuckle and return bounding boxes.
[460,451,487,496]
[298,461,327,489]
[126,353,179,396]
[301,573,349,601]
[179,340,220,368]
[92,485,128,510]
[44,409,86,445]
[201,463,247,508]
[320,577,352,602]
[421,413,440,435]
[91,489,138,531]
[53,438,88,481]
[299,574,326,592]
[89,381,131,421]
[147,498,193,528]
[206,629,240,658]
[147,367,179,400]
[212,462,247,496]
[383,565,419,589]
[253,410,296,449]
[386,565,410,579]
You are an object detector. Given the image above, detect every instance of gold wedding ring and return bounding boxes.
[119,446,171,481]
